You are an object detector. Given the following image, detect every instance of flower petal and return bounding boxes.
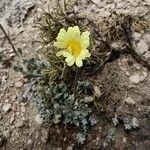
[65,55,74,63]
[81,31,90,41]
[73,26,80,38]
[78,49,91,60]
[56,51,71,58]
[56,50,66,56]
[76,58,83,67]
[80,31,90,49]
[63,51,72,57]
[67,57,75,66]
[54,28,69,48]
[54,42,66,49]
[67,26,80,39]
[56,29,67,41]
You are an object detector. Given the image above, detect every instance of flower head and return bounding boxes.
[54,26,91,67]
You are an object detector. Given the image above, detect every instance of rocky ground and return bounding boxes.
[0,0,150,150]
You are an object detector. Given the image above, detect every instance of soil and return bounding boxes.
[0,0,150,150]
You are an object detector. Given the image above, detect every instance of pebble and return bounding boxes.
[125,97,136,105]
[12,95,16,101]
[15,81,23,88]
[123,137,127,143]
[16,111,20,116]
[10,116,15,124]
[41,128,49,143]
[139,75,145,82]
[99,2,107,8]
[35,114,43,125]
[84,96,94,103]
[67,146,74,150]
[143,33,150,43]
[125,71,130,77]
[129,74,140,84]
[3,130,10,138]
[2,104,11,112]
[9,53,16,58]
[5,99,9,103]
[100,11,111,17]
[94,86,102,97]
[133,32,142,41]
[53,114,61,124]
[136,40,149,54]
[132,117,139,128]
[21,105,26,113]
[15,120,24,128]
[24,139,33,150]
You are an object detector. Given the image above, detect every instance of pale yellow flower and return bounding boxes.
[54,26,91,67]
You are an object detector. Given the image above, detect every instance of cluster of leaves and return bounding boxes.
[13,57,97,143]
[13,58,50,78]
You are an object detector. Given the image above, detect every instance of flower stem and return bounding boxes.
[66,68,79,111]
[74,68,78,105]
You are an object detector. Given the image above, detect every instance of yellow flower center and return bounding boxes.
[68,40,81,58]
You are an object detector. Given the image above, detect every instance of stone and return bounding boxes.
[143,33,150,43]
[10,116,15,124]
[2,104,11,112]
[12,95,16,101]
[5,99,9,103]
[16,111,20,115]
[100,11,111,17]
[139,75,145,82]
[111,42,120,49]
[3,130,10,138]
[15,120,24,128]
[9,53,16,57]
[67,146,74,150]
[136,40,149,54]
[94,86,102,97]
[2,75,7,83]
[53,114,61,124]
[114,0,122,3]
[84,96,94,103]
[122,137,127,143]
[98,2,106,8]
[35,114,43,125]
[24,139,33,150]
[15,81,23,88]
[132,117,139,128]
[21,106,26,113]
[41,128,49,143]
[129,74,140,84]
[143,71,147,77]
[125,71,130,77]
[133,32,142,41]
[125,97,136,105]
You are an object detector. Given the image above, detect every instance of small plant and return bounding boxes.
[14,55,97,143]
